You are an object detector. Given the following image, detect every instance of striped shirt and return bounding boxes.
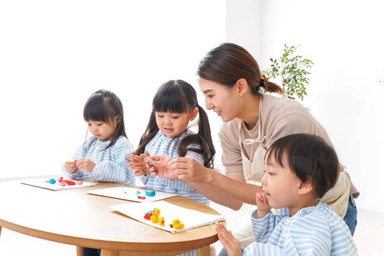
[243,201,358,255]
[140,130,209,205]
[62,135,135,185]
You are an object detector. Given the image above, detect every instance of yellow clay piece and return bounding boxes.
[150,215,159,223]
[152,208,161,216]
[171,219,184,229]
[158,216,165,226]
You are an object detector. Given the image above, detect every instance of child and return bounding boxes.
[62,89,135,186]
[215,133,358,256]
[129,79,215,206]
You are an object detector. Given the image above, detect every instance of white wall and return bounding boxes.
[226,0,384,213]
[0,1,225,178]
[2,0,383,214]
[226,0,263,58]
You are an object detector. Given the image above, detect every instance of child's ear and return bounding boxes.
[297,180,313,195]
[189,108,199,121]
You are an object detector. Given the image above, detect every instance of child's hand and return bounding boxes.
[76,158,95,172]
[215,222,242,256]
[129,152,151,176]
[64,160,77,173]
[256,192,271,218]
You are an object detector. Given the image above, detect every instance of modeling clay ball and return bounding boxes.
[59,181,67,187]
[77,180,83,185]
[175,223,184,229]
[64,180,76,185]
[145,190,156,197]
[137,195,146,200]
[144,210,153,220]
[46,178,56,184]
[144,212,152,220]
[150,215,159,223]
[152,208,160,216]
[158,216,165,226]
[171,219,184,229]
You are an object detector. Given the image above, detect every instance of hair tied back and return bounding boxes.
[260,74,269,88]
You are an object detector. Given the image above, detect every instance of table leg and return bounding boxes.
[198,245,210,256]
[76,246,84,256]
[101,249,119,256]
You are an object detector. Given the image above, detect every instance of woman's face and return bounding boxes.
[198,77,241,122]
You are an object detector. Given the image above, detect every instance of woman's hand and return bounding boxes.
[215,222,242,256]
[169,157,211,183]
[143,156,213,183]
[146,155,176,178]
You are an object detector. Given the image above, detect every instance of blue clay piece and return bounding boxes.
[145,190,156,197]
[46,178,56,184]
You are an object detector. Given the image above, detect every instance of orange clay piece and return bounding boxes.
[158,216,165,226]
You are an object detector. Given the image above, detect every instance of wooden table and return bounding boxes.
[0,179,221,256]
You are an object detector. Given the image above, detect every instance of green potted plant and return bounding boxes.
[262,44,314,101]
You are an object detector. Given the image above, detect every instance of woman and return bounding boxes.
[150,43,359,254]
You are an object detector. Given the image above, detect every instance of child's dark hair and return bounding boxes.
[266,133,339,198]
[134,80,215,168]
[83,89,127,149]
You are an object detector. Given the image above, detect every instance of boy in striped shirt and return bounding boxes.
[215,133,358,256]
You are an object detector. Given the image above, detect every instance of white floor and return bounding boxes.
[1,204,383,256]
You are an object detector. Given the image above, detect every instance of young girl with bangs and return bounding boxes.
[62,89,135,256]
[129,79,215,206]
[62,89,135,185]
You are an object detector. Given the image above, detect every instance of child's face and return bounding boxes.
[261,153,303,214]
[87,118,117,141]
[155,111,193,138]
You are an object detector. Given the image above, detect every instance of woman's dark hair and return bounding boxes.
[83,89,127,149]
[134,80,215,168]
[198,42,284,96]
[266,133,339,198]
